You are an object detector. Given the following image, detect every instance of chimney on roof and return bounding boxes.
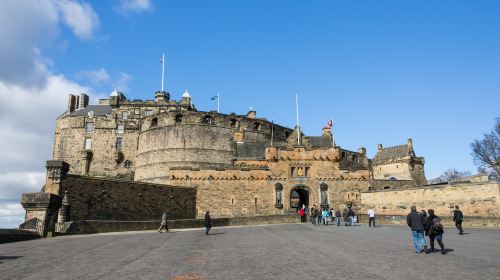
[407,138,413,148]
[67,94,79,113]
[377,144,383,151]
[358,147,366,156]
[80,93,89,108]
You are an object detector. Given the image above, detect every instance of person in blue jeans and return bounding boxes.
[407,205,428,254]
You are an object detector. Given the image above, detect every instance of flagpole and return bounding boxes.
[217,92,220,113]
[296,94,300,145]
[271,120,274,147]
[331,118,335,147]
[161,53,165,92]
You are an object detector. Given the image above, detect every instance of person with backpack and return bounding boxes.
[425,209,446,254]
[453,205,464,234]
[407,205,428,254]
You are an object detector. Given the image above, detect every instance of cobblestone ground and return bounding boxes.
[0,223,499,280]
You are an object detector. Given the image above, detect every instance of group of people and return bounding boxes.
[406,205,465,255]
[307,205,357,227]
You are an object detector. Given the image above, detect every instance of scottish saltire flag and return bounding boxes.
[211,95,218,101]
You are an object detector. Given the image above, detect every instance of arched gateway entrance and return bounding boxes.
[290,186,309,212]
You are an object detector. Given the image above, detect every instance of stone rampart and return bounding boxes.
[360,180,500,217]
[61,175,196,221]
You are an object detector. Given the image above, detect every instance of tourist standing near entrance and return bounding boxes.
[348,208,355,226]
[425,209,446,254]
[299,207,305,223]
[406,206,428,254]
[368,208,376,227]
[158,212,169,233]
[453,205,464,234]
[322,208,330,225]
[335,210,341,226]
[343,208,349,226]
[204,211,212,235]
[310,205,316,225]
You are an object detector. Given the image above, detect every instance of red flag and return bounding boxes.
[327,120,333,128]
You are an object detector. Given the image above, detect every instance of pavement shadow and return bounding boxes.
[207,232,225,235]
[0,256,22,264]
[441,248,455,253]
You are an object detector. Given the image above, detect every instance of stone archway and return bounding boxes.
[290,185,310,212]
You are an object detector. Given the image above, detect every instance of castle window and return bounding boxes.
[230,119,238,128]
[122,111,128,119]
[255,197,258,205]
[341,151,346,158]
[134,109,140,115]
[151,117,158,127]
[117,124,125,134]
[85,122,93,133]
[202,115,212,124]
[115,137,123,150]
[254,122,261,130]
[84,138,92,150]
[146,110,153,116]
[384,186,391,189]
[175,114,183,123]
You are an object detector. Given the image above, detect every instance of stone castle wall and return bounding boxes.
[360,180,500,217]
[61,175,196,221]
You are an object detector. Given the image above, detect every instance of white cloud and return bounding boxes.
[0,0,100,89]
[117,0,153,14]
[0,201,25,229]
[78,68,111,86]
[0,0,100,228]
[56,0,100,40]
[115,72,134,92]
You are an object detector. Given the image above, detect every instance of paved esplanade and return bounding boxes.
[1,224,499,280]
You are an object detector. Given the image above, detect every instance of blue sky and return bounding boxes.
[0,0,499,227]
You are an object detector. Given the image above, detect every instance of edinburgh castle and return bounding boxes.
[19,90,499,236]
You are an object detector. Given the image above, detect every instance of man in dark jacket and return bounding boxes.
[407,206,428,254]
[204,211,212,235]
[453,205,464,234]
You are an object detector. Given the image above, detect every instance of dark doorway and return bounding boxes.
[290,186,309,212]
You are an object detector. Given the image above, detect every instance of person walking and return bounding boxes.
[299,206,305,223]
[407,206,428,254]
[317,208,323,226]
[368,208,376,227]
[204,211,212,235]
[335,210,341,226]
[425,209,446,254]
[343,208,349,227]
[158,212,169,233]
[453,205,464,234]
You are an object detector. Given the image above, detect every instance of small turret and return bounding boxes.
[247,107,256,119]
[155,91,170,102]
[378,144,383,151]
[358,147,366,156]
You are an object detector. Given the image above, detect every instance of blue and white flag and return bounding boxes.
[211,95,218,101]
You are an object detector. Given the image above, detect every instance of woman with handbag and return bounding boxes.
[425,209,446,254]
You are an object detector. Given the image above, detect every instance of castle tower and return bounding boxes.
[372,138,427,185]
